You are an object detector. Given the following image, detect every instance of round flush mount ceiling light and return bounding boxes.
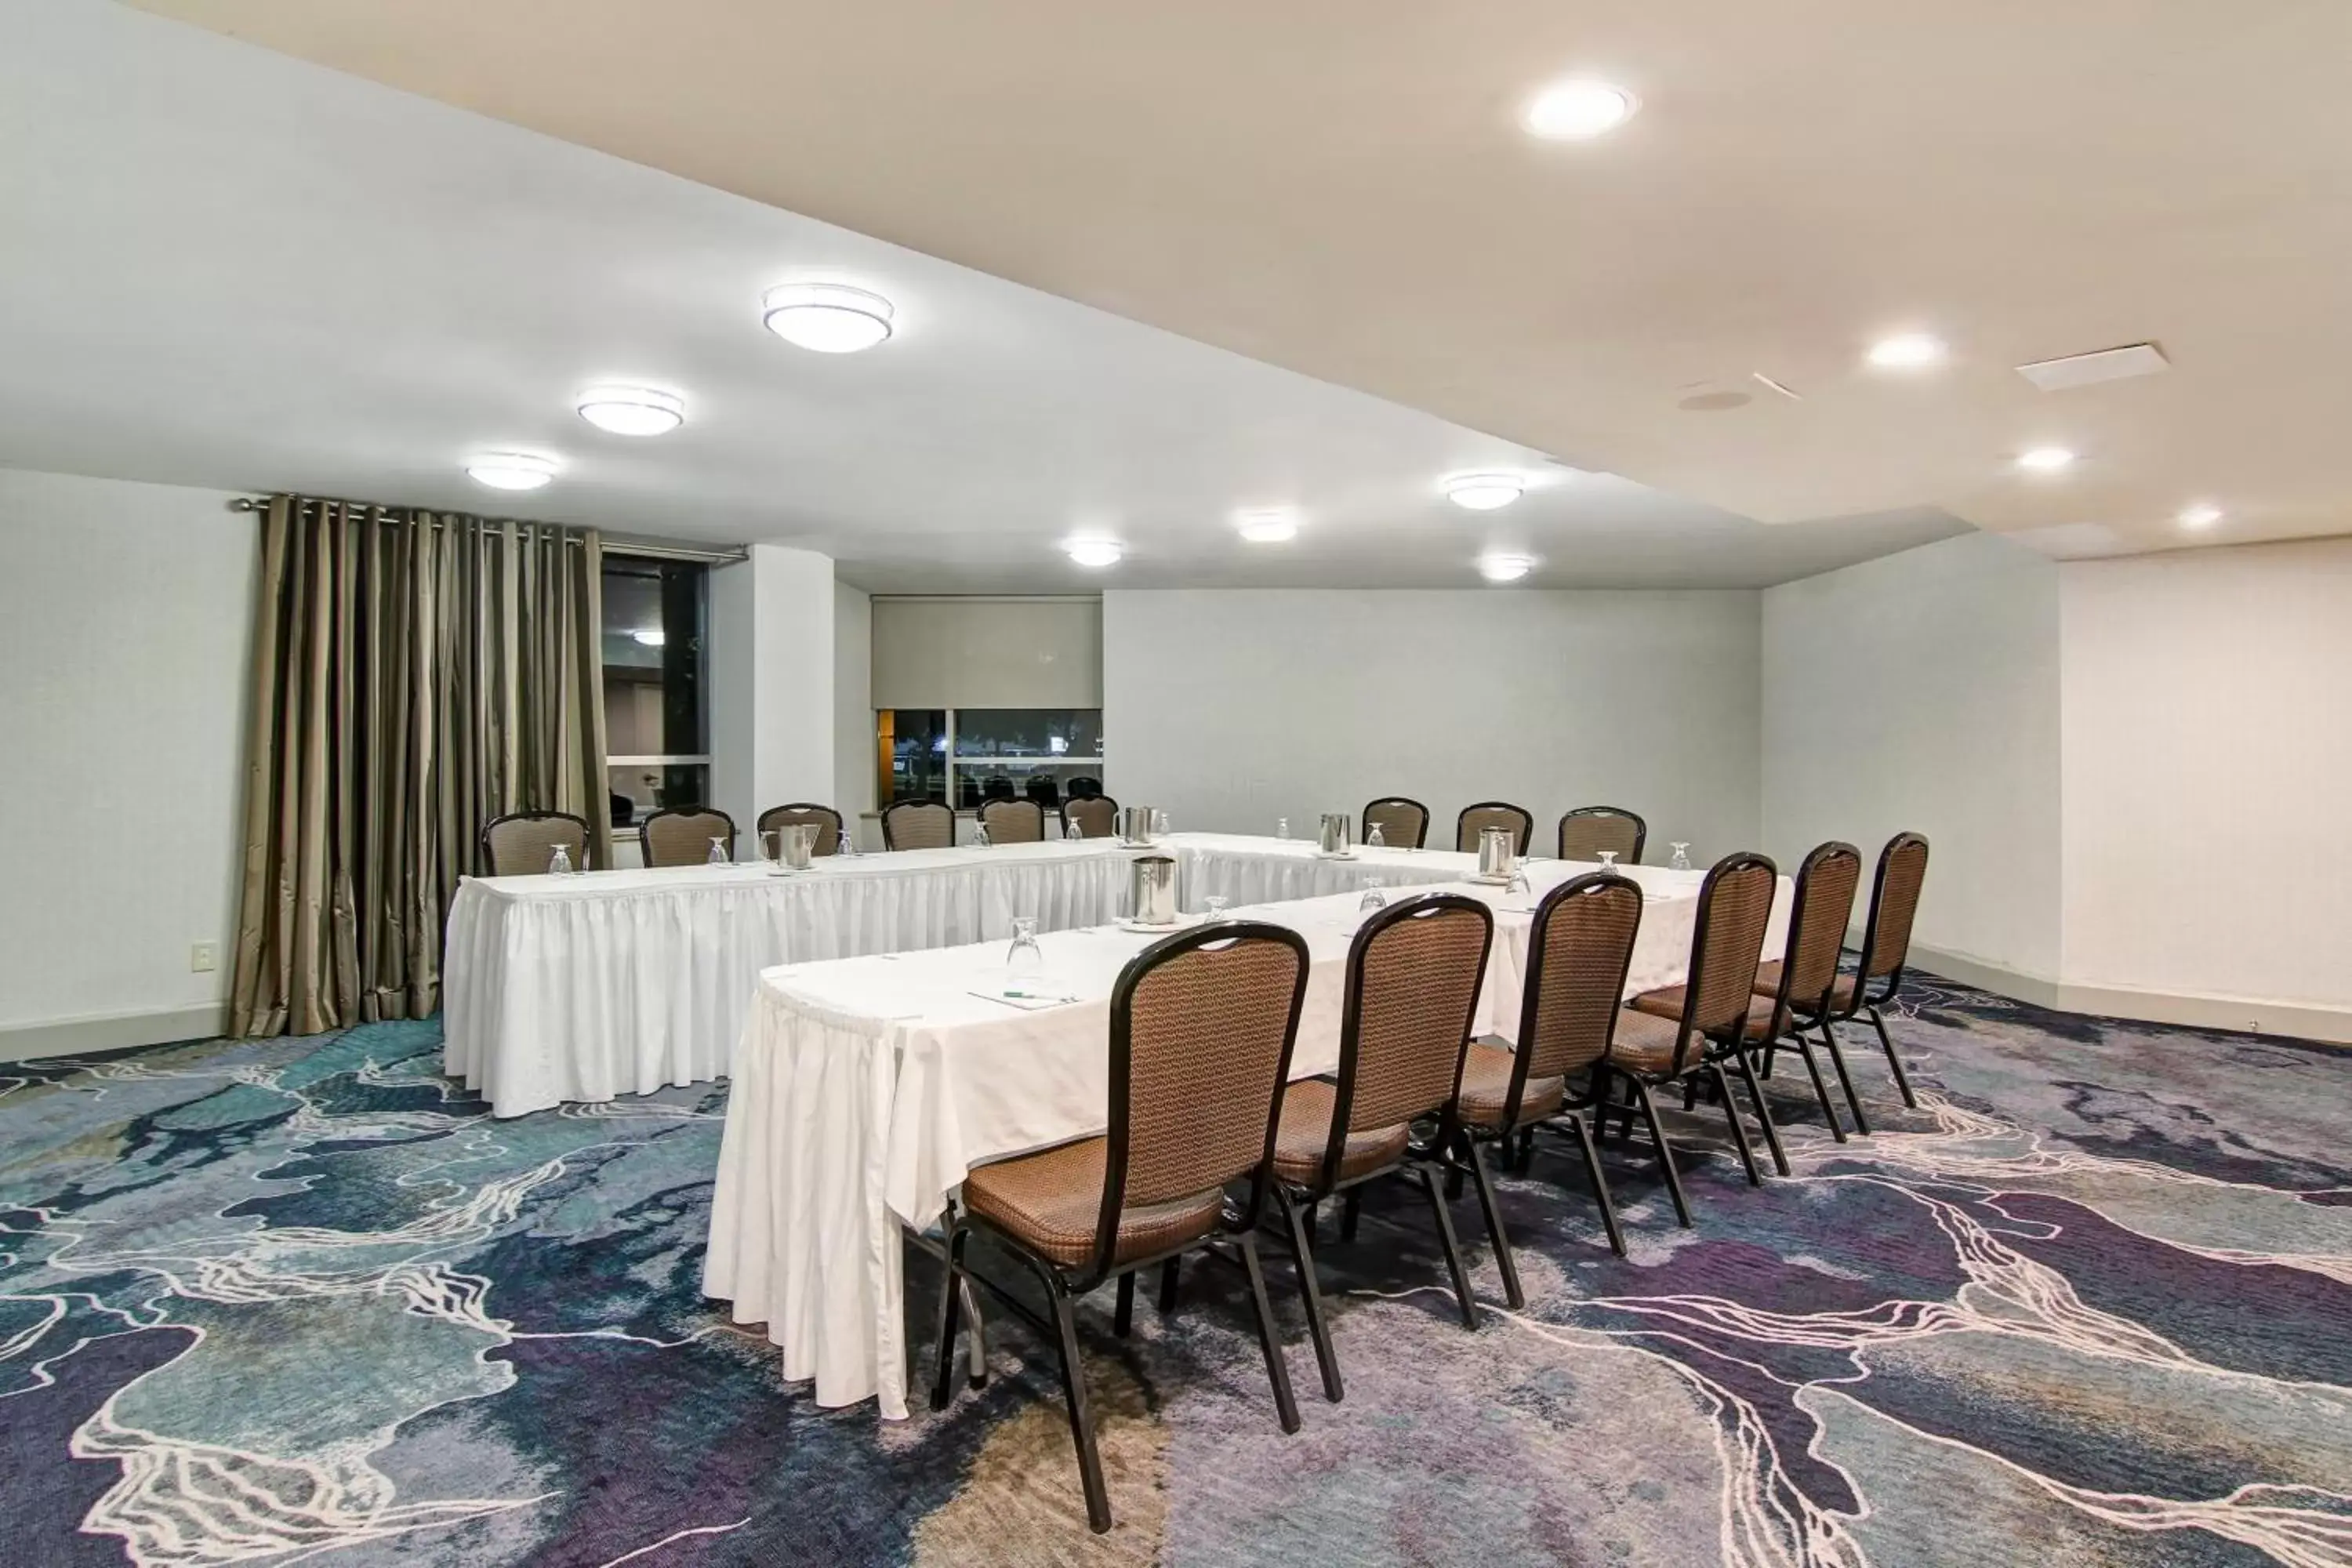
[1064,537,1123,568]
[2177,502,2223,530]
[465,452,557,491]
[761,283,895,353]
[1867,333,1946,369]
[1479,553,1536,583]
[2016,446,2077,473]
[1446,474,1526,510]
[1523,78,1639,140]
[631,627,666,647]
[576,385,685,436]
[1236,509,1299,543]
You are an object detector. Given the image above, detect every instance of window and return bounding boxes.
[602,556,710,826]
[877,708,1104,808]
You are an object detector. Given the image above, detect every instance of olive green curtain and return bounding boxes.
[230,496,611,1036]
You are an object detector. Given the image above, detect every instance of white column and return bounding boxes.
[710,545,838,843]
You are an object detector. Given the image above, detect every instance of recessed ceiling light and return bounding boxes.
[576,385,685,436]
[761,283,895,353]
[466,452,557,491]
[631,627,666,647]
[1065,538,1123,568]
[1479,553,1535,583]
[1446,474,1525,510]
[2015,447,2077,473]
[2177,503,2223,529]
[1523,79,1639,140]
[1867,333,1946,370]
[1236,509,1298,543]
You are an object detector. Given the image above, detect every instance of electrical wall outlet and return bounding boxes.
[190,942,219,973]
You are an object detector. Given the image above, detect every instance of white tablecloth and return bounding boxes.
[702,865,1788,1417]
[443,839,1138,1117]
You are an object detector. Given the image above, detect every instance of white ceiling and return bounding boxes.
[120,0,2352,562]
[0,1,1961,593]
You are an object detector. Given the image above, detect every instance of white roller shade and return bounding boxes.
[870,597,1102,709]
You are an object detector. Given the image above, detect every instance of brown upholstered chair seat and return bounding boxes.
[1751,960,1860,1012]
[1270,1080,1412,1185]
[1607,1007,1709,1073]
[963,1138,1226,1269]
[1454,1040,1565,1127]
[1629,986,1781,1043]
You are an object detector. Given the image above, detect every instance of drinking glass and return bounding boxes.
[1276,817,1290,840]
[1366,821,1386,850]
[1506,856,1531,894]
[1006,916,1044,978]
[547,843,573,877]
[1359,886,1388,912]
[974,822,993,850]
[1597,850,1619,874]
[706,836,730,867]
[1669,843,1693,872]
[838,829,858,858]
[1203,895,1232,923]
[1153,809,1171,837]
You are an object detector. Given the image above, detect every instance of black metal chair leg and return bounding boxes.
[1157,1256,1180,1314]
[1682,1077,1700,1112]
[1632,1080,1693,1227]
[1820,1023,1871,1134]
[1733,1050,1791,1177]
[1040,1271,1113,1533]
[1760,1043,1777,1079]
[1457,1134,1525,1309]
[960,1276,988,1389]
[1276,1187,1344,1402]
[1113,1271,1135,1338]
[1418,1164,1479,1329]
[1568,1112,1628,1257]
[1868,1004,1920,1108]
[1445,1161,1466,1201]
[1340,1189,1363,1243]
[929,1225,968,1410]
[1791,1033,1846,1143]
[1710,1063,1763,1186]
[1237,1232,1302,1434]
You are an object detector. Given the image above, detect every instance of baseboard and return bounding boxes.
[0,1003,229,1062]
[1904,942,2352,1047]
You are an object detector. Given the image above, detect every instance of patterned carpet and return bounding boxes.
[2,978,2347,1567]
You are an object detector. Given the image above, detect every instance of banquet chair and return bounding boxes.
[981,776,1018,803]
[1455,801,1535,856]
[1359,796,1431,850]
[978,797,1048,844]
[1607,852,1780,1223]
[931,922,1311,1534]
[1025,775,1062,807]
[1755,833,1929,1130]
[480,809,591,877]
[1558,806,1647,866]
[640,806,736,868]
[1066,776,1103,799]
[756,802,844,858]
[881,800,956,850]
[1269,894,1496,1403]
[1062,795,1119,840]
[1448,873,1644,1258]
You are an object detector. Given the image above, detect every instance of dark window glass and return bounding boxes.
[601,557,710,825]
[880,710,949,805]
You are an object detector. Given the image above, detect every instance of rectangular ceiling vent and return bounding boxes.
[2016,342,2169,392]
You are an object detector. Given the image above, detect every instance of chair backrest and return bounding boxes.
[1062,795,1120,840]
[1857,832,1931,985]
[1360,797,1431,850]
[1318,895,1492,1185]
[1558,806,1647,865]
[1066,776,1103,800]
[1455,800,1534,855]
[1661,852,1780,1067]
[1514,872,1644,1088]
[881,800,956,851]
[1769,841,1863,1027]
[1095,922,1309,1274]
[481,810,590,877]
[981,777,1017,803]
[1024,775,1061,806]
[641,807,736,869]
[757,803,844,858]
[978,798,1047,844]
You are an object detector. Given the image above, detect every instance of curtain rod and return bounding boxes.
[226,495,747,564]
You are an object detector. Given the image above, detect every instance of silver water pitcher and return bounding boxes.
[1122,804,1156,844]
[1130,854,1178,925]
[782,823,817,871]
[1478,826,1515,880]
[1318,812,1352,856]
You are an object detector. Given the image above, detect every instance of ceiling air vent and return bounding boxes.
[2016,342,2169,392]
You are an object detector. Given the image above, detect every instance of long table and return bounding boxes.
[703,855,1790,1417]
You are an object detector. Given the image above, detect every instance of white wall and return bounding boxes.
[709,544,837,844]
[1760,532,2064,982]
[1104,589,1762,856]
[0,467,256,1052]
[2060,539,2352,1020]
[833,580,875,844]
